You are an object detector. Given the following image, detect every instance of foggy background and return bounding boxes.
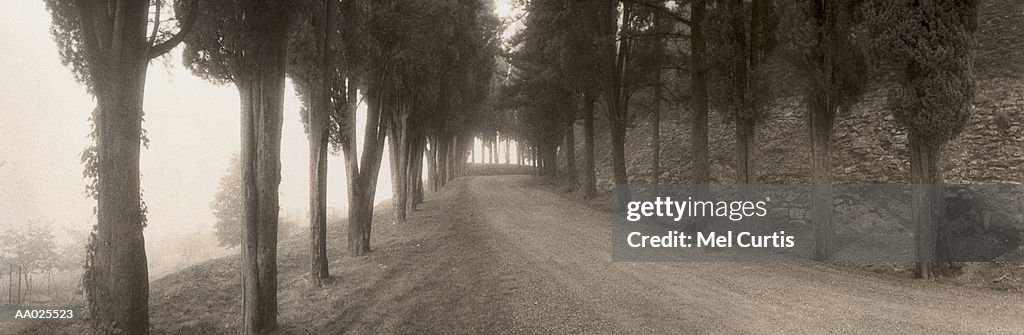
[0,0,523,279]
[0,0,400,279]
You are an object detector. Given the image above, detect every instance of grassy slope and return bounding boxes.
[16,196,431,334]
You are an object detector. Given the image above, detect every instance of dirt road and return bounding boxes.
[14,175,1022,335]
[450,175,1024,335]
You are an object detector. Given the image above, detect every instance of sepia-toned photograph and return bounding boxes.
[1,0,1022,334]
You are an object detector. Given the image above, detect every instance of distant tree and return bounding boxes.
[211,154,243,248]
[781,0,868,260]
[44,0,198,332]
[175,0,295,331]
[507,0,661,191]
[211,154,293,249]
[865,0,979,279]
[503,0,576,177]
[706,0,779,183]
[360,0,498,226]
[688,0,711,187]
[0,220,60,304]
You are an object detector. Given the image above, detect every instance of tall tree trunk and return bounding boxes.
[339,78,360,255]
[71,2,163,332]
[17,266,22,304]
[606,3,632,190]
[517,142,524,165]
[548,144,559,176]
[734,118,756,184]
[445,137,454,181]
[690,0,710,186]
[88,58,150,335]
[730,0,764,185]
[582,94,597,199]
[347,76,389,257]
[448,136,458,181]
[438,135,449,186]
[565,121,577,187]
[308,0,333,286]
[236,28,288,333]
[307,112,329,284]
[408,135,425,210]
[808,94,835,261]
[652,11,664,186]
[388,102,409,224]
[505,138,511,164]
[492,138,498,164]
[909,133,946,279]
[652,83,661,185]
[609,121,628,186]
[426,136,438,192]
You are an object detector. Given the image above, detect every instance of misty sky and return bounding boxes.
[0,1,522,257]
[0,1,395,246]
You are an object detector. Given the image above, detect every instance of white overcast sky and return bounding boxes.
[0,1,519,248]
[0,1,396,244]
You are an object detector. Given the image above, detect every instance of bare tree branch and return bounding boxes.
[617,0,691,25]
[148,0,199,59]
[147,0,161,47]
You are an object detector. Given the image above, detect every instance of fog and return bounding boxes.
[0,1,397,279]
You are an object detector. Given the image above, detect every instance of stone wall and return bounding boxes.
[567,77,1024,190]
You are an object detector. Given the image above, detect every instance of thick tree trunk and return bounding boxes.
[307,114,329,284]
[808,95,835,261]
[388,113,409,224]
[909,133,947,279]
[348,76,389,256]
[89,69,150,335]
[69,2,157,332]
[408,135,425,210]
[347,188,373,256]
[582,94,597,199]
[236,23,288,331]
